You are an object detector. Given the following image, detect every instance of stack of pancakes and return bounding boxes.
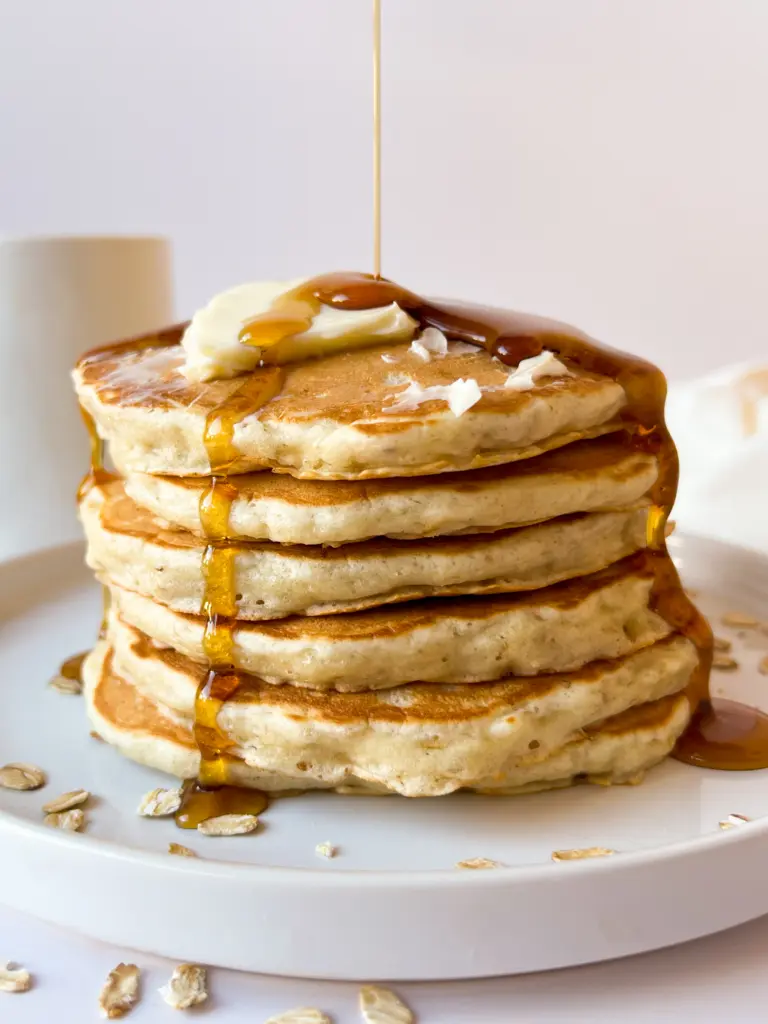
[74,317,699,797]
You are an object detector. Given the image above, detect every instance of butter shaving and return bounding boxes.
[409,327,448,361]
[504,351,573,391]
[385,378,482,417]
[409,341,431,362]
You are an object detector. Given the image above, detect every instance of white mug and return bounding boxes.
[0,235,174,560]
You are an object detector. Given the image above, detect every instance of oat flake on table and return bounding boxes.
[98,962,140,1019]
[159,963,208,1010]
[359,984,415,1024]
[0,962,32,993]
[265,1008,333,1024]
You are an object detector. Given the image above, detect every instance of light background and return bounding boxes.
[1,0,767,378]
[2,6,768,1018]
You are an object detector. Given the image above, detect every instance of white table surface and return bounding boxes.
[4,902,768,1022]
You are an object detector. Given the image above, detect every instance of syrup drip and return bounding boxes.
[76,406,113,501]
[100,586,111,638]
[77,324,280,824]
[58,651,87,682]
[201,368,284,472]
[176,387,277,826]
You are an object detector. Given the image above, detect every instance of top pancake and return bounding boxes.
[73,322,627,479]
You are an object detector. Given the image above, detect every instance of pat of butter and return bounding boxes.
[181,278,418,382]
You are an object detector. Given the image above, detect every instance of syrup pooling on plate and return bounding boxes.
[57,651,88,683]
[674,699,768,770]
[59,652,87,680]
[176,777,268,829]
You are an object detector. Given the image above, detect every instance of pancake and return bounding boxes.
[85,636,696,797]
[73,329,627,479]
[81,479,650,619]
[84,480,650,620]
[109,555,673,690]
[121,436,657,545]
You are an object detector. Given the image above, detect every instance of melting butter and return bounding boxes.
[182,278,417,382]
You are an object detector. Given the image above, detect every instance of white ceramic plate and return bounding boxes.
[1,537,768,980]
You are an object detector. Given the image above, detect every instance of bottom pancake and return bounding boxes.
[84,633,695,797]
